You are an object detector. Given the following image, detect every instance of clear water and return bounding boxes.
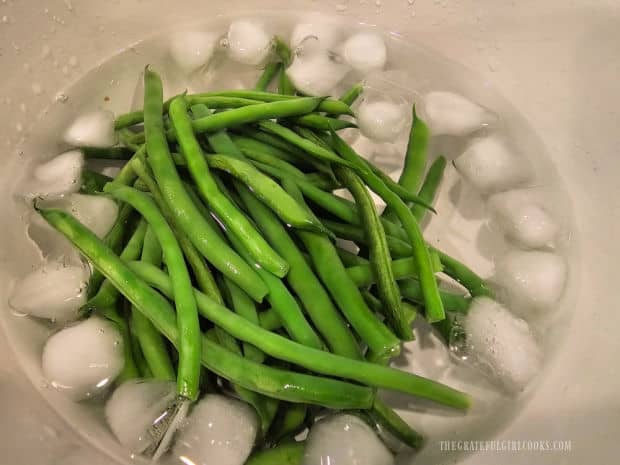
[1,11,577,465]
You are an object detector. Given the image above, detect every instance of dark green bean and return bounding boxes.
[103,183,201,401]
[142,69,267,302]
[330,130,446,323]
[412,155,447,221]
[259,308,282,331]
[206,154,331,236]
[383,105,430,222]
[39,207,373,409]
[80,170,113,194]
[269,404,308,442]
[80,146,134,160]
[282,180,401,360]
[238,184,361,359]
[255,62,282,91]
[335,166,411,341]
[245,442,305,465]
[128,261,471,409]
[169,97,289,277]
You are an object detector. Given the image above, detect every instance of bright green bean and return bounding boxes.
[128,261,471,409]
[274,37,296,95]
[255,62,282,91]
[330,130,446,323]
[103,183,200,401]
[229,134,300,164]
[371,398,425,450]
[142,69,267,302]
[245,442,305,465]
[282,180,401,360]
[238,184,361,359]
[340,83,364,106]
[335,166,411,341]
[346,256,441,287]
[291,114,356,131]
[169,97,288,277]
[432,248,494,298]
[259,308,282,331]
[336,247,369,267]
[399,279,471,314]
[39,207,373,409]
[412,155,447,221]
[183,95,265,108]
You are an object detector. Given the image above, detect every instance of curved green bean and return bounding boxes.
[255,62,282,91]
[330,129,446,323]
[336,166,410,340]
[237,183,361,359]
[412,156,447,221]
[128,261,471,410]
[340,83,364,106]
[370,398,425,450]
[142,68,267,302]
[103,183,201,401]
[169,97,289,277]
[274,37,295,95]
[38,207,372,409]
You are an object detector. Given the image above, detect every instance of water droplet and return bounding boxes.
[31,83,43,95]
[55,92,68,103]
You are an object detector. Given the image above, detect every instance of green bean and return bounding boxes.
[245,442,305,465]
[432,248,493,298]
[80,170,113,194]
[269,404,308,442]
[361,290,418,327]
[220,278,265,364]
[194,90,353,115]
[118,129,146,152]
[292,126,332,150]
[238,184,361,359]
[330,130,446,323]
[113,145,144,186]
[399,279,471,314]
[84,218,148,311]
[259,308,282,331]
[282,180,400,360]
[39,207,373,409]
[235,127,306,156]
[169,97,288,277]
[290,114,356,131]
[258,121,356,168]
[412,156,447,222]
[80,146,134,160]
[303,172,339,190]
[255,62,282,91]
[128,314,152,379]
[104,303,140,383]
[339,82,364,106]
[279,67,296,95]
[142,69,267,302]
[370,398,425,450]
[206,154,331,236]
[227,230,323,350]
[336,247,369,267]
[347,256,441,287]
[130,155,223,304]
[336,166,410,340]
[274,37,296,95]
[185,97,323,136]
[104,184,201,401]
[229,134,300,164]
[382,107,429,223]
[183,95,266,108]
[115,111,145,130]
[128,261,471,409]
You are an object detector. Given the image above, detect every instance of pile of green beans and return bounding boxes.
[48,63,494,461]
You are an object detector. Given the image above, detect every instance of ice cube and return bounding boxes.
[42,316,124,400]
[172,394,258,465]
[63,110,117,148]
[29,150,84,199]
[342,32,387,73]
[463,297,542,392]
[105,379,176,453]
[169,31,220,74]
[226,20,272,66]
[488,190,559,249]
[495,250,567,314]
[286,50,349,96]
[454,136,530,194]
[357,100,408,142]
[421,91,496,136]
[303,414,394,465]
[9,260,89,322]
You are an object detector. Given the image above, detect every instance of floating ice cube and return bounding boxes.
[63,110,117,148]
[421,91,496,136]
[105,379,176,453]
[42,316,124,400]
[454,136,530,194]
[342,32,387,73]
[463,297,542,392]
[9,260,89,322]
[226,20,272,66]
[286,50,349,96]
[488,190,559,249]
[303,414,394,465]
[29,150,84,198]
[169,31,220,74]
[290,21,340,50]
[172,394,258,465]
[357,100,408,142]
[495,250,567,314]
